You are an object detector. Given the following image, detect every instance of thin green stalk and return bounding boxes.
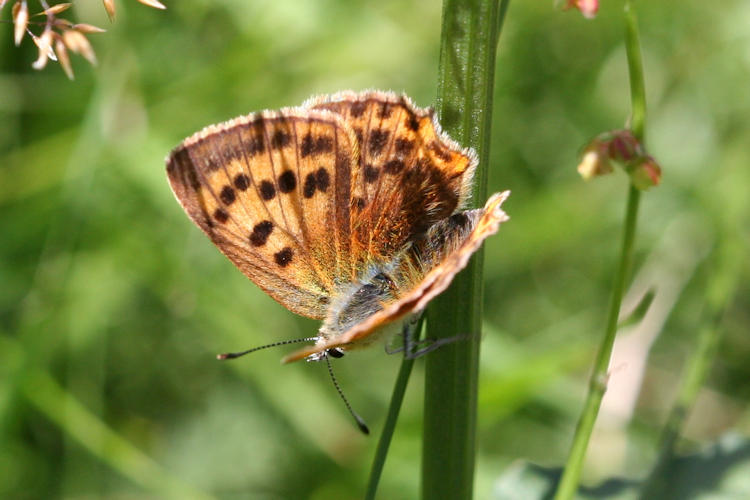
[554,187,640,500]
[422,0,508,499]
[365,318,424,500]
[624,1,646,141]
[554,2,646,499]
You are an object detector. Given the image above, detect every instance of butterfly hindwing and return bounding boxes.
[167,109,358,319]
[305,91,477,268]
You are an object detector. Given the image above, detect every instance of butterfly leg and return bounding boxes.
[384,342,404,355]
[383,316,471,358]
[384,314,424,355]
[404,315,473,359]
[404,334,470,359]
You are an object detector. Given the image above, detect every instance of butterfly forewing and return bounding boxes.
[166,110,357,318]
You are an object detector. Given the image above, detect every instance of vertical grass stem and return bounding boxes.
[422,1,508,498]
[553,1,646,498]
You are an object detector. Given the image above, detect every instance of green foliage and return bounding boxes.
[1,0,748,498]
[495,433,750,499]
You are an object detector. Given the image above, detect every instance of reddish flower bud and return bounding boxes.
[577,129,661,190]
[627,155,662,190]
[607,130,640,163]
[577,140,613,180]
[559,0,599,19]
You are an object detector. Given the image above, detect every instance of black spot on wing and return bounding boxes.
[249,220,274,246]
[350,101,367,118]
[271,130,291,149]
[244,130,265,156]
[259,180,276,200]
[300,133,334,158]
[274,247,293,267]
[213,208,229,223]
[364,164,379,183]
[234,173,250,191]
[278,171,297,193]
[369,129,390,156]
[303,173,317,198]
[220,185,236,205]
[406,115,420,131]
[395,138,415,156]
[315,167,330,192]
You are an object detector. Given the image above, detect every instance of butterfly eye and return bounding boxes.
[326,348,345,358]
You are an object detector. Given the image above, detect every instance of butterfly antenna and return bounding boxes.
[324,354,370,435]
[217,337,317,360]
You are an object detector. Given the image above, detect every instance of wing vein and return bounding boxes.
[367,104,407,255]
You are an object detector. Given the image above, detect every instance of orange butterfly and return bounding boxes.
[166,90,509,365]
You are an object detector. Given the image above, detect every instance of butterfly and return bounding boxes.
[166,90,509,365]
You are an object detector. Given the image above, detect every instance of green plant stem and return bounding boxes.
[554,2,646,499]
[365,319,424,500]
[422,1,508,499]
[625,1,646,141]
[554,186,640,500]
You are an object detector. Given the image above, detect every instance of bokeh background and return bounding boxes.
[1,1,749,498]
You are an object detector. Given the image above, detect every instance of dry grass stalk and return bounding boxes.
[54,37,73,79]
[13,0,29,46]
[102,0,115,21]
[37,2,70,16]
[62,28,96,65]
[31,26,55,69]
[137,0,165,10]
[3,0,166,78]
[73,23,106,34]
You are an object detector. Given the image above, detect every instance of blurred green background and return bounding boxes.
[1,0,749,498]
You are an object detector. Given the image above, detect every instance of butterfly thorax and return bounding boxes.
[317,267,406,352]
